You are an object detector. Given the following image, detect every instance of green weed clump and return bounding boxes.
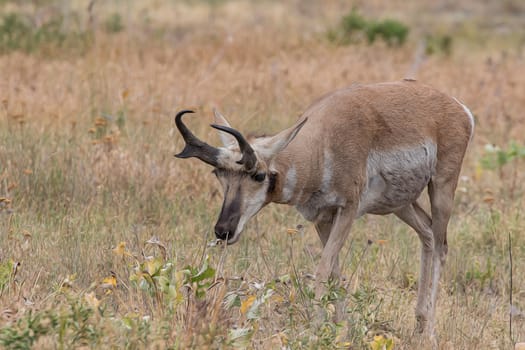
[425,33,453,55]
[480,141,525,171]
[0,1,524,349]
[0,12,91,55]
[104,13,125,34]
[328,9,409,46]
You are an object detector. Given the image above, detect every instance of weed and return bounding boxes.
[365,19,409,46]
[104,13,125,34]
[425,33,453,55]
[0,260,15,295]
[329,9,409,46]
[0,1,523,349]
[340,9,368,42]
[0,12,91,55]
[480,141,525,170]
[480,141,525,197]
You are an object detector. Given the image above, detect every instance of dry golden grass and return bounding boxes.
[0,0,524,349]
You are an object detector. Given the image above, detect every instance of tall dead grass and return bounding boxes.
[0,0,524,349]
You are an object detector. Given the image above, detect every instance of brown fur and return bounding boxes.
[263,81,472,336]
[181,80,473,337]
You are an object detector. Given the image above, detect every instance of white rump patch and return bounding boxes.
[453,97,475,141]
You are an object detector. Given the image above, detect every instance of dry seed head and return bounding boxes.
[121,89,130,100]
[482,196,495,204]
[95,117,107,127]
[286,228,299,235]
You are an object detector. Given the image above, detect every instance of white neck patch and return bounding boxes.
[281,166,297,203]
[321,149,333,192]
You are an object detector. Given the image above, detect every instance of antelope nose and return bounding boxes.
[214,224,231,241]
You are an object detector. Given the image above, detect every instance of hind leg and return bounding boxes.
[427,177,458,328]
[394,202,434,333]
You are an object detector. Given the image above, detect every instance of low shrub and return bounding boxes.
[0,12,91,55]
[329,9,409,47]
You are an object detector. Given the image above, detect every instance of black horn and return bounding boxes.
[174,110,220,167]
[210,124,257,171]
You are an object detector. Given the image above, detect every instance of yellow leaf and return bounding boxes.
[271,294,284,303]
[370,335,394,350]
[289,289,295,303]
[335,341,352,348]
[84,292,101,309]
[113,241,132,257]
[100,273,117,289]
[474,163,483,181]
[144,257,163,276]
[482,196,495,204]
[240,295,256,315]
[279,331,288,346]
[286,228,298,235]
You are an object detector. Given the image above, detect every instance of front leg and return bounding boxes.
[314,209,340,278]
[315,205,357,298]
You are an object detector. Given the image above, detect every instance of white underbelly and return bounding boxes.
[357,141,437,217]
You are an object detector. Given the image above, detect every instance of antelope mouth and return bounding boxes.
[226,233,241,245]
[211,232,241,246]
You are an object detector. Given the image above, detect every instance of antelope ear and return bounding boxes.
[254,118,307,160]
[213,108,237,148]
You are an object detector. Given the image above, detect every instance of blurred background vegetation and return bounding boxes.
[0,0,523,55]
[0,0,524,349]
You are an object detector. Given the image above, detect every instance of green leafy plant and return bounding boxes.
[0,259,15,294]
[0,300,103,349]
[480,141,525,170]
[425,33,453,55]
[0,12,91,54]
[329,8,409,47]
[365,19,409,46]
[183,256,217,299]
[479,141,525,198]
[104,13,124,33]
[465,259,496,291]
[341,9,368,36]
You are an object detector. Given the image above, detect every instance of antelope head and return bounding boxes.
[174,109,306,244]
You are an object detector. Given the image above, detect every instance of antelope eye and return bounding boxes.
[252,172,266,182]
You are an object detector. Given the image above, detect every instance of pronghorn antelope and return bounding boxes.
[174,80,474,334]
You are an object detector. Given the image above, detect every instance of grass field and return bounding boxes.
[0,0,524,349]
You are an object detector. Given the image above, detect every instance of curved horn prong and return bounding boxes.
[174,110,220,167]
[210,124,257,171]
